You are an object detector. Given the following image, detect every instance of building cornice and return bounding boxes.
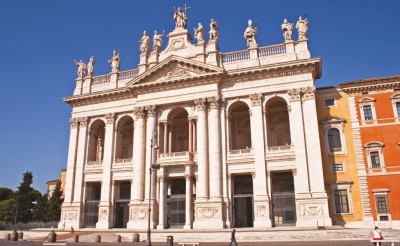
[340,75,400,94]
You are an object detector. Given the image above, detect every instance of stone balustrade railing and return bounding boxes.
[228,148,253,155]
[86,160,103,166]
[160,151,190,158]
[92,74,111,85]
[222,50,250,63]
[114,158,133,164]
[267,145,294,152]
[119,68,139,81]
[258,44,286,57]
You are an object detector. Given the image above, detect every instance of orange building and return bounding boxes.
[316,86,372,227]
[47,169,67,199]
[341,75,400,228]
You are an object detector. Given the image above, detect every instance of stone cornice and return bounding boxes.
[63,88,133,107]
[340,75,400,94]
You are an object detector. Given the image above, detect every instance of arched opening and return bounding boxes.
[327,128,342,151]
[229,102,251,150]
[170,109,189,152]
[87,120,105,163]
[265,98,291,147]
[115,116,134,161]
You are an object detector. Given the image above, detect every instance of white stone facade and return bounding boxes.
[59,14,332,229]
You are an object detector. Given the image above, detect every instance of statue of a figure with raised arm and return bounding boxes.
[281,19,294,42]
[244,19,257,48]
[209,19,218,41]
[296,16,309,40]
[108,50,120,73]
[87,56,95,77]
[75,60,86,78]
[140,30,150,54]
[174,7,187,29]
[194,23,205,44]
[153,30,164,53]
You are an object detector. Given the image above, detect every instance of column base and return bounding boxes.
[126,203,158,229]
[59,203,82,229]
[193,200,225,229]
[96,204,111,229]
[253,197,272,228]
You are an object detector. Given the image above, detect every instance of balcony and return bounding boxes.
[227,148,254,164]
[158,151,193,165]
[265,145,295,161]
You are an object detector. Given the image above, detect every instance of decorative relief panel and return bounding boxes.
[99,209,108,221]
[256,205,267,217]
[196,207,219,219]
[64,211,78,221]
[298,203,324,216]
[131,209,147,220]
[166,39,187,52]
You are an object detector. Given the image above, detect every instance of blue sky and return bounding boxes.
[0,0,399,193]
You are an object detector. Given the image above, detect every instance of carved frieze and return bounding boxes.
[196,207,219,219]
[131,209,147,220]
[249,93,262,106]
[105,113,114,124]
[194,98,207,111]
[70,118,78,128]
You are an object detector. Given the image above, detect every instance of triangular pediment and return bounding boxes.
[320,115,346,124]
[126,55,224,87]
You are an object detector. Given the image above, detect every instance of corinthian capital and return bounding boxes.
[70,118,78,128]
[249,93,262,106]
[287,88,301,102]
[207,96,221,109]
[133,107,146,119]
[145,105,157,117]
[78,117,87,127]
[301,86,315,101]
[105,113,115,124]
[194,98,207,111]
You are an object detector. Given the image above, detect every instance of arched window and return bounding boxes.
[265,97,291,148]
[328,128,342,150]
[228,101,251,150]
[115,116,134,162]
[87,120,106,164]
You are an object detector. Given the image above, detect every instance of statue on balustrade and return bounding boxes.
[75,60,86,79]
[244,19,257,48]
[209,19,219,41]
[87,56,95,77]
[108,50,120,73]
[194,23,205,44]
[281,19,294,42]
[153,30,164,53]
[140,30,150,55]
[296,16,309,40]
[173,7,187,29]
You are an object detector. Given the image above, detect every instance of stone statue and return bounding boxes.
[244,19,257,48]
[173,7,187,29]
[108,50,120,73]
[194,23,205,44]
[87,56,95,77]
[96,137,103,162]
[75,60,86,78]
[153,30,164,53]
[281,19,294,42]
[296,16,309,40]
[209,19,218,41]
[140,30,150,54]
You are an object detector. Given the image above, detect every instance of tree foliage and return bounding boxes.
[46,181,63,222]
[32,194,48,222]
[0,188,14,201]
[0,198,16,223]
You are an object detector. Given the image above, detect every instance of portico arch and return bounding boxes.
[265,97,291,147]
[228,101,252,150]
[115,116,134,161]
[87,119,106,163]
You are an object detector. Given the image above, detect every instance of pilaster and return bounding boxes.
[184,170,193,229]
[110,72,119,89]
[96,113,115,229]
[82,76,92,94]
[157,174,166,229]
[249,93,272,228]
[206,40,220,66]
[73,78,83,95]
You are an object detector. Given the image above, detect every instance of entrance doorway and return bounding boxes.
[84,182,101,228]
[114,181,130,228]
[233,175,254,227]
[271,172,296,226]
[167,178,186,228]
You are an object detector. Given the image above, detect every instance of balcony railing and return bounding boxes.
[159,151,192,164]
[222,50,250,63]
[92,75,110,85]
[119,68,139,80]
[258,44,286,57]
[86,160,103,166]
[114,158,132,164]
[268,145,294,152]
[228,148,253,155]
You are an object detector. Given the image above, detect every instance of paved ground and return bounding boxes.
[0,240,374,246]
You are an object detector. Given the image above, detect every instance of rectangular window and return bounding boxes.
[370,151,381,168]
[375,195,389,213]
[324,99,335,107]
[363,105,373,120]
[332,163,344,172]
[396,102,400,117]
[334,189,349,213]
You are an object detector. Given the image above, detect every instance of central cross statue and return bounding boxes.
[173,4,190,29]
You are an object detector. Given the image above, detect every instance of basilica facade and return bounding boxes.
[59,11,336,230]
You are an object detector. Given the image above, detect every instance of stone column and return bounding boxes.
[193,120,197,152]
[71,117,88,228]
[163,122,168,153]
[144,105,158,229]
[127,107,147,229]
[184,171,193,229]
[249,93,272,228]
[207,96,222,200]
[188,119,193,152]
[59,118,79,229]
[157,174,166,229]
[168,124,172,153]
[96,113,115,229]
[194,98,208,200]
